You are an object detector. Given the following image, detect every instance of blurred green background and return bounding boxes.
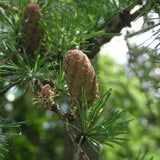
[2,47,159,159]
[0,0,160,160]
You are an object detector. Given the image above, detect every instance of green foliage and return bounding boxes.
[0,43,56,93]
[55,60,67,94]
[0,0,141,96]
[126,1,160,51]
[0,120,24,159]
[3,92,65,160]
[0,0,159,159]
[68,89,131,154]
[132,149,154,160]
[97,53,159,159]
[40,0,107,55]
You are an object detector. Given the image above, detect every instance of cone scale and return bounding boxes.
[64,50,99,106]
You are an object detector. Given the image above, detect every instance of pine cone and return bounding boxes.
[64,50,99,106]
[22,3,44,54]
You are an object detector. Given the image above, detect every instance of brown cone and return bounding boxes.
[64,50,99,106]
[22,3,44,54]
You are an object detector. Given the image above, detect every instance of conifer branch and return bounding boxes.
[86,4,148,58]
[44,102,89,160]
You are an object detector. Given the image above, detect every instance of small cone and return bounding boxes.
[64,50,99,106]
[40,84,53,101]
[22,3,44,54]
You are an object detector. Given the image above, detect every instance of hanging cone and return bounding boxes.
[64,49,99,106]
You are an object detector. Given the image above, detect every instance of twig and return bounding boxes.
[0,2,19,13]
[45,102,90,160]
[86,3,148,58]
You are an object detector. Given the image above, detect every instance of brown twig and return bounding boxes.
[0,2,19,13]
[86,3,147,58]
[44,102,89,160]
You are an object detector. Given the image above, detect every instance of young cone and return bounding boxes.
[64,50,99,106]
[22,3,44,54]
